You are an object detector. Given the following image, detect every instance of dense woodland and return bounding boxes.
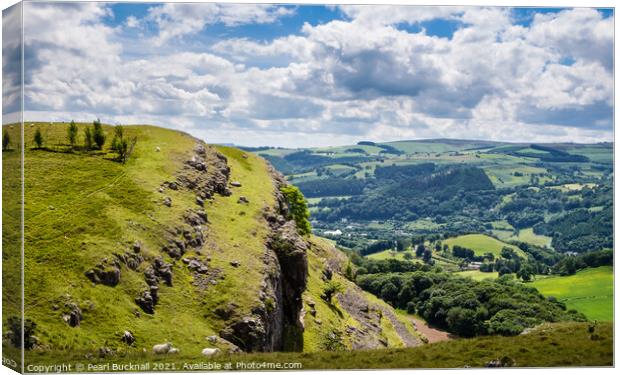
[357,271,586,337]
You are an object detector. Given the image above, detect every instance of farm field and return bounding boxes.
[367,249,415,261]
[456,270,499,281]
[509,228,553,248]
[443,234,527,258]
[530,266,613,321]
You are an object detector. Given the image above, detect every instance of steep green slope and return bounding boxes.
[10,122,307,360]
[301,237,421,351]
[20,123,282,356]
[5,122,420,366]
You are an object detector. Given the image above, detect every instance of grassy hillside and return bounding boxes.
[4,122,424,367]
[530,266,613,321]
[15,122,279,359]
[443,234,526,258]
[27,321,612,369]
[302,237,421,351]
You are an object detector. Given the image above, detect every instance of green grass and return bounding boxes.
[456,270,499,281]
[443,234,526,258]
[25,322,613,369]
[366,249,415,261]
[2,124,23,371]
[509,227,552,248]
[530,266,613,321]
[13,122,279,362]
[302,237,415,351]
[548,183,597,192]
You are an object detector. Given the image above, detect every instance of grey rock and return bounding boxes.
[195,144,206,155]
[230,181,242,187]
[163,197,172,207]
[85,266,121,287]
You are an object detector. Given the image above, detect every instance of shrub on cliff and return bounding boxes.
[280,185,312,235]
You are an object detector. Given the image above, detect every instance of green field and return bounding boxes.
[456,270,499,281]
[443,234,526,258]
[530,266,613,321]
[509,228,552,248]
[367,249,414,261]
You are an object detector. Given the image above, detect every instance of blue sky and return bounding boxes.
[5,2,614,147]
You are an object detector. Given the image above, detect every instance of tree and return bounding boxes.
[501,247,518,260]
[453,245,475,259]
[2,130,10,151]
[403,252,413,261]
[67,120,78,147]
[321,280,344,303]
[33,127,44,149]
[380,282,399,303]
[92,119,106,149]
[446,307,480,337]
[423,248,433,264]
[517,265,534,282]
[280,185,312,235]
[110,125,130,163]
[83,127,93,150]
[344,262,355,281]
[415,244,426,257]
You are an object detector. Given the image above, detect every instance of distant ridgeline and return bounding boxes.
[247,139,612,256]
[312,163,497,224]
[492,144,590,163]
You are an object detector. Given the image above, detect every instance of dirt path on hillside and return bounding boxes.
[409,316,452,343]
[378,307,421,347]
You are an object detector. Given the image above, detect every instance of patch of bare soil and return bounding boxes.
[409,316,452,343]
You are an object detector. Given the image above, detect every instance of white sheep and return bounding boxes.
[201,348,221,356]
[156,147,161,152]
[152,342,172,354]
[168,347,180,354]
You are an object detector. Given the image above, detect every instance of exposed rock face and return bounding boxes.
[177,142,232,199]
[113,251,144,271]
[135,256,174,314]
[220,165,308,352]
[135,142,232,315]
[85,261,121,287]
